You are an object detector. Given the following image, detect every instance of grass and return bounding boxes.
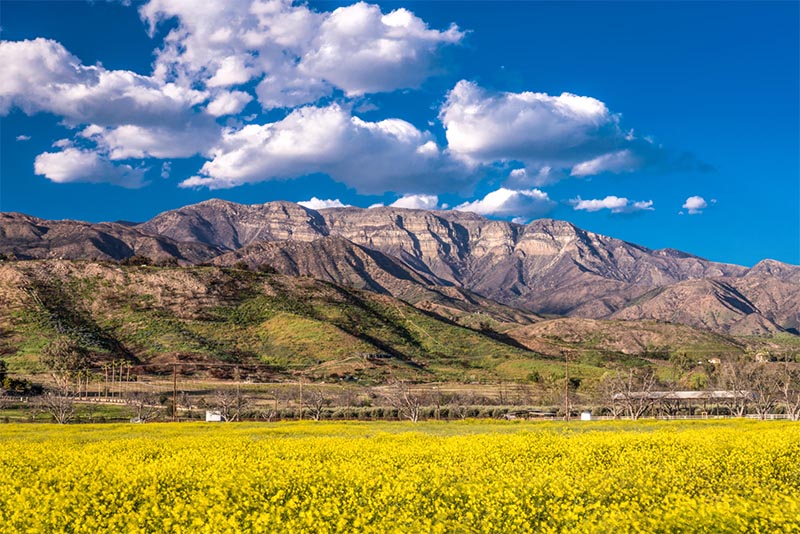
[0,262,580,383]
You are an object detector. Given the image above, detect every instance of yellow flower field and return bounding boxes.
[1,420,799,533]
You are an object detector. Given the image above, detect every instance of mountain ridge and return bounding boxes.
[2,200,797,336]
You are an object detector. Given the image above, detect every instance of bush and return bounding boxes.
[120,255,152,266]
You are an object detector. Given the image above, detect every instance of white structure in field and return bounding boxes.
[205,410,222,422]
[580,412,592,421]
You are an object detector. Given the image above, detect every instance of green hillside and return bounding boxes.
[0,260,603,383]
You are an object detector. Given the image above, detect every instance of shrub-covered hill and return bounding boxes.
[0,260,605,383]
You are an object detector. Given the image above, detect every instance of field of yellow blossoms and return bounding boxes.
[1,420,799,533]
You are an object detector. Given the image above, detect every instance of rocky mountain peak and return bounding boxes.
[2,200,796,337]
[748,259,800,282]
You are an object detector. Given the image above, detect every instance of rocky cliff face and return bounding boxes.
[213,236,441,293]
[135,200,750,313]
[138,199,328,249]
[2,199,797,336]
[212,236,542,327]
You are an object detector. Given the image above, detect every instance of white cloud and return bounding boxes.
[33,147,146,188]
[570,149,640,177]
[53,138,72,148]
[16,135,31,141]
[389,194,439,210]
[0,38,207,127]
[140,0,463,109]
[179,104,464,193]
[80,119,219,160]
[571,196,654,214]
[297,197,349,210]
[454,188,555,220]
[206,55,257,88]
[440,80,670,183]
[205,90,253,117]
[682,195,708,215]
[0,38,218,166]
[506,166,565,187]
[300,3,463,97]
[367,203,385,209]
[3,4,696,204]
[160,161,172,179]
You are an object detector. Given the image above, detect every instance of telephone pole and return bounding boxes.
[563,350,570,421]
[298,377,304,420]
[172,363,178,422]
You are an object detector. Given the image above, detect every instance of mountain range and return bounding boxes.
[2,200,798,337]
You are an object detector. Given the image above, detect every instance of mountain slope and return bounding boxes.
[506,317,747,360]
[0,260,577,382]
[2,200,796,337]
[0,212,221,263]
[138,199,327,250]
[211,236,541,328]
[134,200,780,331]
[610,279,785,335]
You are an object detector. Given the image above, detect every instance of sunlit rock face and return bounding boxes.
[1,199,796,336]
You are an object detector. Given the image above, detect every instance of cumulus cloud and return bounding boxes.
[179,104,465,193]
[300,3,463,96]
[206,90,253,117]
[389,194,439,210]
[571,196,654,214]
[0,38,207,127]
[34,147,146,188]
[297,197,349,210]
[682,195,708,215]
[0,38,219,173]
[16,135,31,141]
[453,188,555,221]
[3,2,697,203]
[140,0,463,109]
[440,80,683,183]
[80,118,220,160]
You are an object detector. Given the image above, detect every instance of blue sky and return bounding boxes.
[0,0,797,266]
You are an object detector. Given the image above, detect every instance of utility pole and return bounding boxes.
[172,363,178,422]
[563,350,570,421]
[298,377,304,420]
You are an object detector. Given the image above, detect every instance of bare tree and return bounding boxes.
[778,366,800,421]
[385,381,424,423]
[749,364,779,419]
[337,387,355,407]
[256,400,278,422]
[717,359,754,417]
[212,388,248,422]
[126,392,162,423]
[308,388,331,421]
[449,391,475,420]
[177,391,195,419]
[605,367,659,420]
[38,390,75,424]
